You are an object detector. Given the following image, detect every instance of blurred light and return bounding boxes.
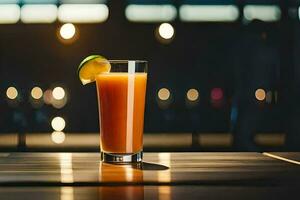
[158,88,170,101]
[59,23,76,40]
[144,133,191,147]
[296,7,300,21]
[159,186,171,200]
[186,88,199,101]
[21,4,57,23]
[58,4,108,23]
[158,151,171,199]
[61,0,105,3]
[244,5,281,22]
[6,87,18,100]
[125,5,177,22]
[51,116,66,131]
[0,4,20,24]
[256,134,285,147]
[31,87,43,100]
[59,153,73,183]
[211,88,223,101]
[158,153,171,182]
[199,133,233,147]
[23,0,58,3]
[124,165,134,182]
[43,89,53,104]
[255,88,266,101]
[0,0,20,3]
[61,187,74,200]
[53,86,65,100]
[179,5,239,22]
[52,98,68,109]
[51,87,68,109]
[158,23,174,40]
[51,131,65,144]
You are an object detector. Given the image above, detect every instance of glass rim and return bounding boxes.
[108,60,147,64]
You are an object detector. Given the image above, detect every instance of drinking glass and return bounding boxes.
[96,60,147,163]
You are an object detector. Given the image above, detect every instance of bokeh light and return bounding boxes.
[158,23,174,40]
[158,88,171,101]
[31,87,43,100]
[43,89,53,104]
[52,98,68,109]
[21,4,57,24]
[186,89,199,101]
[51,116,66,131]
[58,4,109,23]
[51,131,65,144]
[255,89,266,101]
[211,88,223,101]
[59,23,76,40]
[0,4,20,24]
[52,87,65,100]
[6,87,18,100]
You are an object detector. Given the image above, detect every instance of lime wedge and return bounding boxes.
[78,55,111,85]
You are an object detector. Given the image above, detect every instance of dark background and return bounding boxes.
[0,0,299,151]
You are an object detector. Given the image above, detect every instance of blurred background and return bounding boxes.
[0,0,299,152]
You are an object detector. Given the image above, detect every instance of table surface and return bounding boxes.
[0,152,299,199]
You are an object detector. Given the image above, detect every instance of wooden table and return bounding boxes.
[0,152,299,199]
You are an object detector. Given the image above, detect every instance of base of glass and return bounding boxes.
[101,151,143,163]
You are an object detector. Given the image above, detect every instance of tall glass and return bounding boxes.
[96,60,147,163]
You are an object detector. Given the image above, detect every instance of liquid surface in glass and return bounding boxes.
[96,72,147,154]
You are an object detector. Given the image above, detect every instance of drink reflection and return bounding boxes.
[59,153,74,200]
[158,153,171,182]
[158,153,171,200]
[59,153,74,183]
[61,187,74,200]
[98,162,144,200]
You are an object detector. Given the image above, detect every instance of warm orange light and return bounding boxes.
[6,87,18,100]
[158,88,170,101]
[31,87,43,100]
[186,89,199,101]
[59,23,76,40]
[255,89,266,101]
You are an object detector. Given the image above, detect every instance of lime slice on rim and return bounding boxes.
[78,55,111,85]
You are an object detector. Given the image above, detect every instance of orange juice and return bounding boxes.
[96,73,147,154]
